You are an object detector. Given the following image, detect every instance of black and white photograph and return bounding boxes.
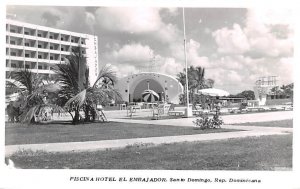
[1,1,299,188]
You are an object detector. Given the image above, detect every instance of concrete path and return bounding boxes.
[5,111,293,156]
[110,111,293,126]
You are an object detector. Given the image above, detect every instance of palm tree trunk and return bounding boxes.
[72,106,81,124]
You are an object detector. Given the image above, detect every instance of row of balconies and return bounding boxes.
[7,31,86,47]
[6,47,86,61]
[6,35,86,52]
[6,59,58,73]
[7,23,86,44]
[7,54,67,63]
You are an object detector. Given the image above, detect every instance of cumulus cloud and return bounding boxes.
[94,7,161,33]
[213,24,250,54]
[168,39,210,68]
[205,54,294,94]
[94,7,181,44]
[110,64,139,78]
[7,6,96,34]
[160,58,184,76]
[187,39,211,68]
[212,9,294,58]
[106,43,154,65]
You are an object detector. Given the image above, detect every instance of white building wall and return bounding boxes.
[5,19,98,83]
[85,35,99,85]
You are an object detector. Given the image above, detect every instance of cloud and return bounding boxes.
[187,39,211,68]
[155,23,181,44]
[212,24,250,54]
[41,11,61,26]
[94,7,181,44]
[212,9,294,58]
[205,54,294,94]
[94,7,161,33]
[106,43,154,65]
[160,58,184,76]
[7,6,96,34]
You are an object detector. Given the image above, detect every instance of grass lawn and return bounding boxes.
[231,119,293,128]
[5,121,236,145]
[8,134,292,170]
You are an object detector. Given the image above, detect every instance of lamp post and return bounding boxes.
[183,7,192,117]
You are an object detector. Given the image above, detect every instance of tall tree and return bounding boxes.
[54,47,122,124]
[177,66,214,104]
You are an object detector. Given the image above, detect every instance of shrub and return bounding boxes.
[193,112,223,130]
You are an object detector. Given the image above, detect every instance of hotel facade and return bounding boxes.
[5,19,99,84]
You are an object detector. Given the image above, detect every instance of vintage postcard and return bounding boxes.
[1,0,299,188]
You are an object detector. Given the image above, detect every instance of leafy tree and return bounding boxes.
[236,90,255,100]
[6,69,61,123]
[270,83,293,100]
[280,83,293,100]
[54,47,122,124]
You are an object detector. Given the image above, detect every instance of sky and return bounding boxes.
[6,6,294,94]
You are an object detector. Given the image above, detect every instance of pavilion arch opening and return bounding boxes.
[132,79,164,102]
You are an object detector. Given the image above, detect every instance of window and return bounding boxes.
[25,65,30,69]
[61,57,65,61]
[50,46,53,50]
[61,48,64,51]
[25,43,29,46]
[71,39,74,42]
[61,38,64,41]
[10,52,17,56]
[38,65,43,69]
[38,55,42,59]
[38,34,42,37]
[25,54,30,58]
[81,41,84,44]
[50,56,54,60]
[10,41,16,45]
[50,36,53,39]
[24,31,29,35]
[38,44,42,48]
[10,29,16,33]
[11,64,16,68]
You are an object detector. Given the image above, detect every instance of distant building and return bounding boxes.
[5,19,99,84]
[253,76,291,106]
[115,72,184,104]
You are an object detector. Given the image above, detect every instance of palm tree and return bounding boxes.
[6,69,61,123]
[177,66,214,104]
[54,47,121,124]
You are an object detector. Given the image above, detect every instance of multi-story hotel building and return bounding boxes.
[5,19,99,84]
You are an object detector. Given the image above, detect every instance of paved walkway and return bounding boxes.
[5,111,293,156]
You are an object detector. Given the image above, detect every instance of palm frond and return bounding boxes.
[92,65,117,88]
[28,83,62,101]
[64,89,87,110]
[19,105,39,124]
[6,80,24,94]
[10,69,34,94]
